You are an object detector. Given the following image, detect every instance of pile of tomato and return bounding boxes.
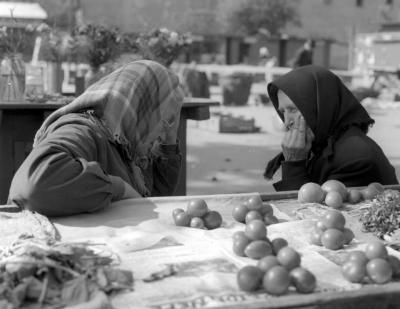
[172,198,223,229]
[298,180,385,208]
[310,209,354,250]
[342,241,400,284]
[232,195,278,226]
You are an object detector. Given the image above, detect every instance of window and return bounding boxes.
[356,0,363,7]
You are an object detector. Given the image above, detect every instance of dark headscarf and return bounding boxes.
[264,65,374,179]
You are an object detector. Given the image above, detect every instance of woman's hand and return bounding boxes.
[282,115,312,161]
[122,181,142,199]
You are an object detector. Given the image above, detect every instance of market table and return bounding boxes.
[43,186,400,309]
[0,97,219,203]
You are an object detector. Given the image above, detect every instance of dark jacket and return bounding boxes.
[8,113,181,216]
[274,126,398,191]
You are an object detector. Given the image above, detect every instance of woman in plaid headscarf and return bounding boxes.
[8,60,185,216]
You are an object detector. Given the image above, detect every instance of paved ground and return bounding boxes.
[186,97,400,196]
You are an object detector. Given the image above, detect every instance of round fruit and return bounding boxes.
[186,199,208,217]
[264,214,279,226]
[232,204,249,223]
[271,238,288,255]
[237,266,263,292]
[315,221,327,232]
[342,227,355,245]
[321,179,348,201]
[365,241,388,260]
[257,255,280,273]
[245,219,267,240]
[174,212,191,226]
[298,182,325,203]
[324,191,343,209]
[190,217,205,229]
[309,228,323,246]
[366,258,393,284]
[232,236,251,257]
[259,203,273,216]
[202,211,222,229]
[348,189,362,204]
[322,210,346,230]
[321,228,345,250]
[361,186,380,201]
[247,195,263,211]
[348,251,368,266]
[172,208,185,219]
[342,261,366,283]
[290,267,317,293]
[276,246,301,270]
[263,266,291,295]
[244,240,273,259]
[232,231,247,241]
[245,210,263,224]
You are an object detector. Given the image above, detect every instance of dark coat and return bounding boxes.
[265,65,398,191]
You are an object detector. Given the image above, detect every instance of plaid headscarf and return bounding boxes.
[34,60,185,196]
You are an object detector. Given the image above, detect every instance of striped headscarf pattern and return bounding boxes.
[34,60,185,196]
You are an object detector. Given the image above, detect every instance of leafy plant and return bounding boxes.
[229,0,301,36]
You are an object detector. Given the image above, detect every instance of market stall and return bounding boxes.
[2,185,400,308]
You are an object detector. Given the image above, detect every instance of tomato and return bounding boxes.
[321,228,345,250]
[263,214,279,226]
[232,204,249,223]
[321,179,348,201]
[259,203,273,216]
[257,255,279,273]
[174,212,191,227]
[309,228,323,246]
[172,208,185,219]
[365,241,388,260]
[315,220,327,232]
[247,195,263,211]
[245,219,267,240]
[361,186,380,201]
[276,246,301,270]
[237,265,263,292]
[290,267,316,293]
[186,198,208,217]
[347,189,362,204]
[245,210,263,224]
[232,231,247,241]
[244,240,273,259]
[202,211,222,229]
[366,258,393,284]
[368,182,385,193]
[262,266,291,295]
[341,261,366,283]
[190,217,205,229]
[271,237,288,255]
[387,255,400,278]
[298,182,325,203]
[343,227,355,245]
[347,251,368,266]
[232,236,251,257]
[322,210,345,230]
[324,191,343,209]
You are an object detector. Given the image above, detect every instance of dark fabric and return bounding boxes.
[292,49,313,68]
[8,113,182,216]
[264,65,397,191]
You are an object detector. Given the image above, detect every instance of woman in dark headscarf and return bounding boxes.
[264,65,398,191]
[8,60,185,216]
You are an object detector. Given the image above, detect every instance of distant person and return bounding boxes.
[8,60,184,216]
[264,65,398,191]
[290,39,315,68]
[259,46,277,84]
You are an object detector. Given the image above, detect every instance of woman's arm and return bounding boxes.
[8,119,132,216]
